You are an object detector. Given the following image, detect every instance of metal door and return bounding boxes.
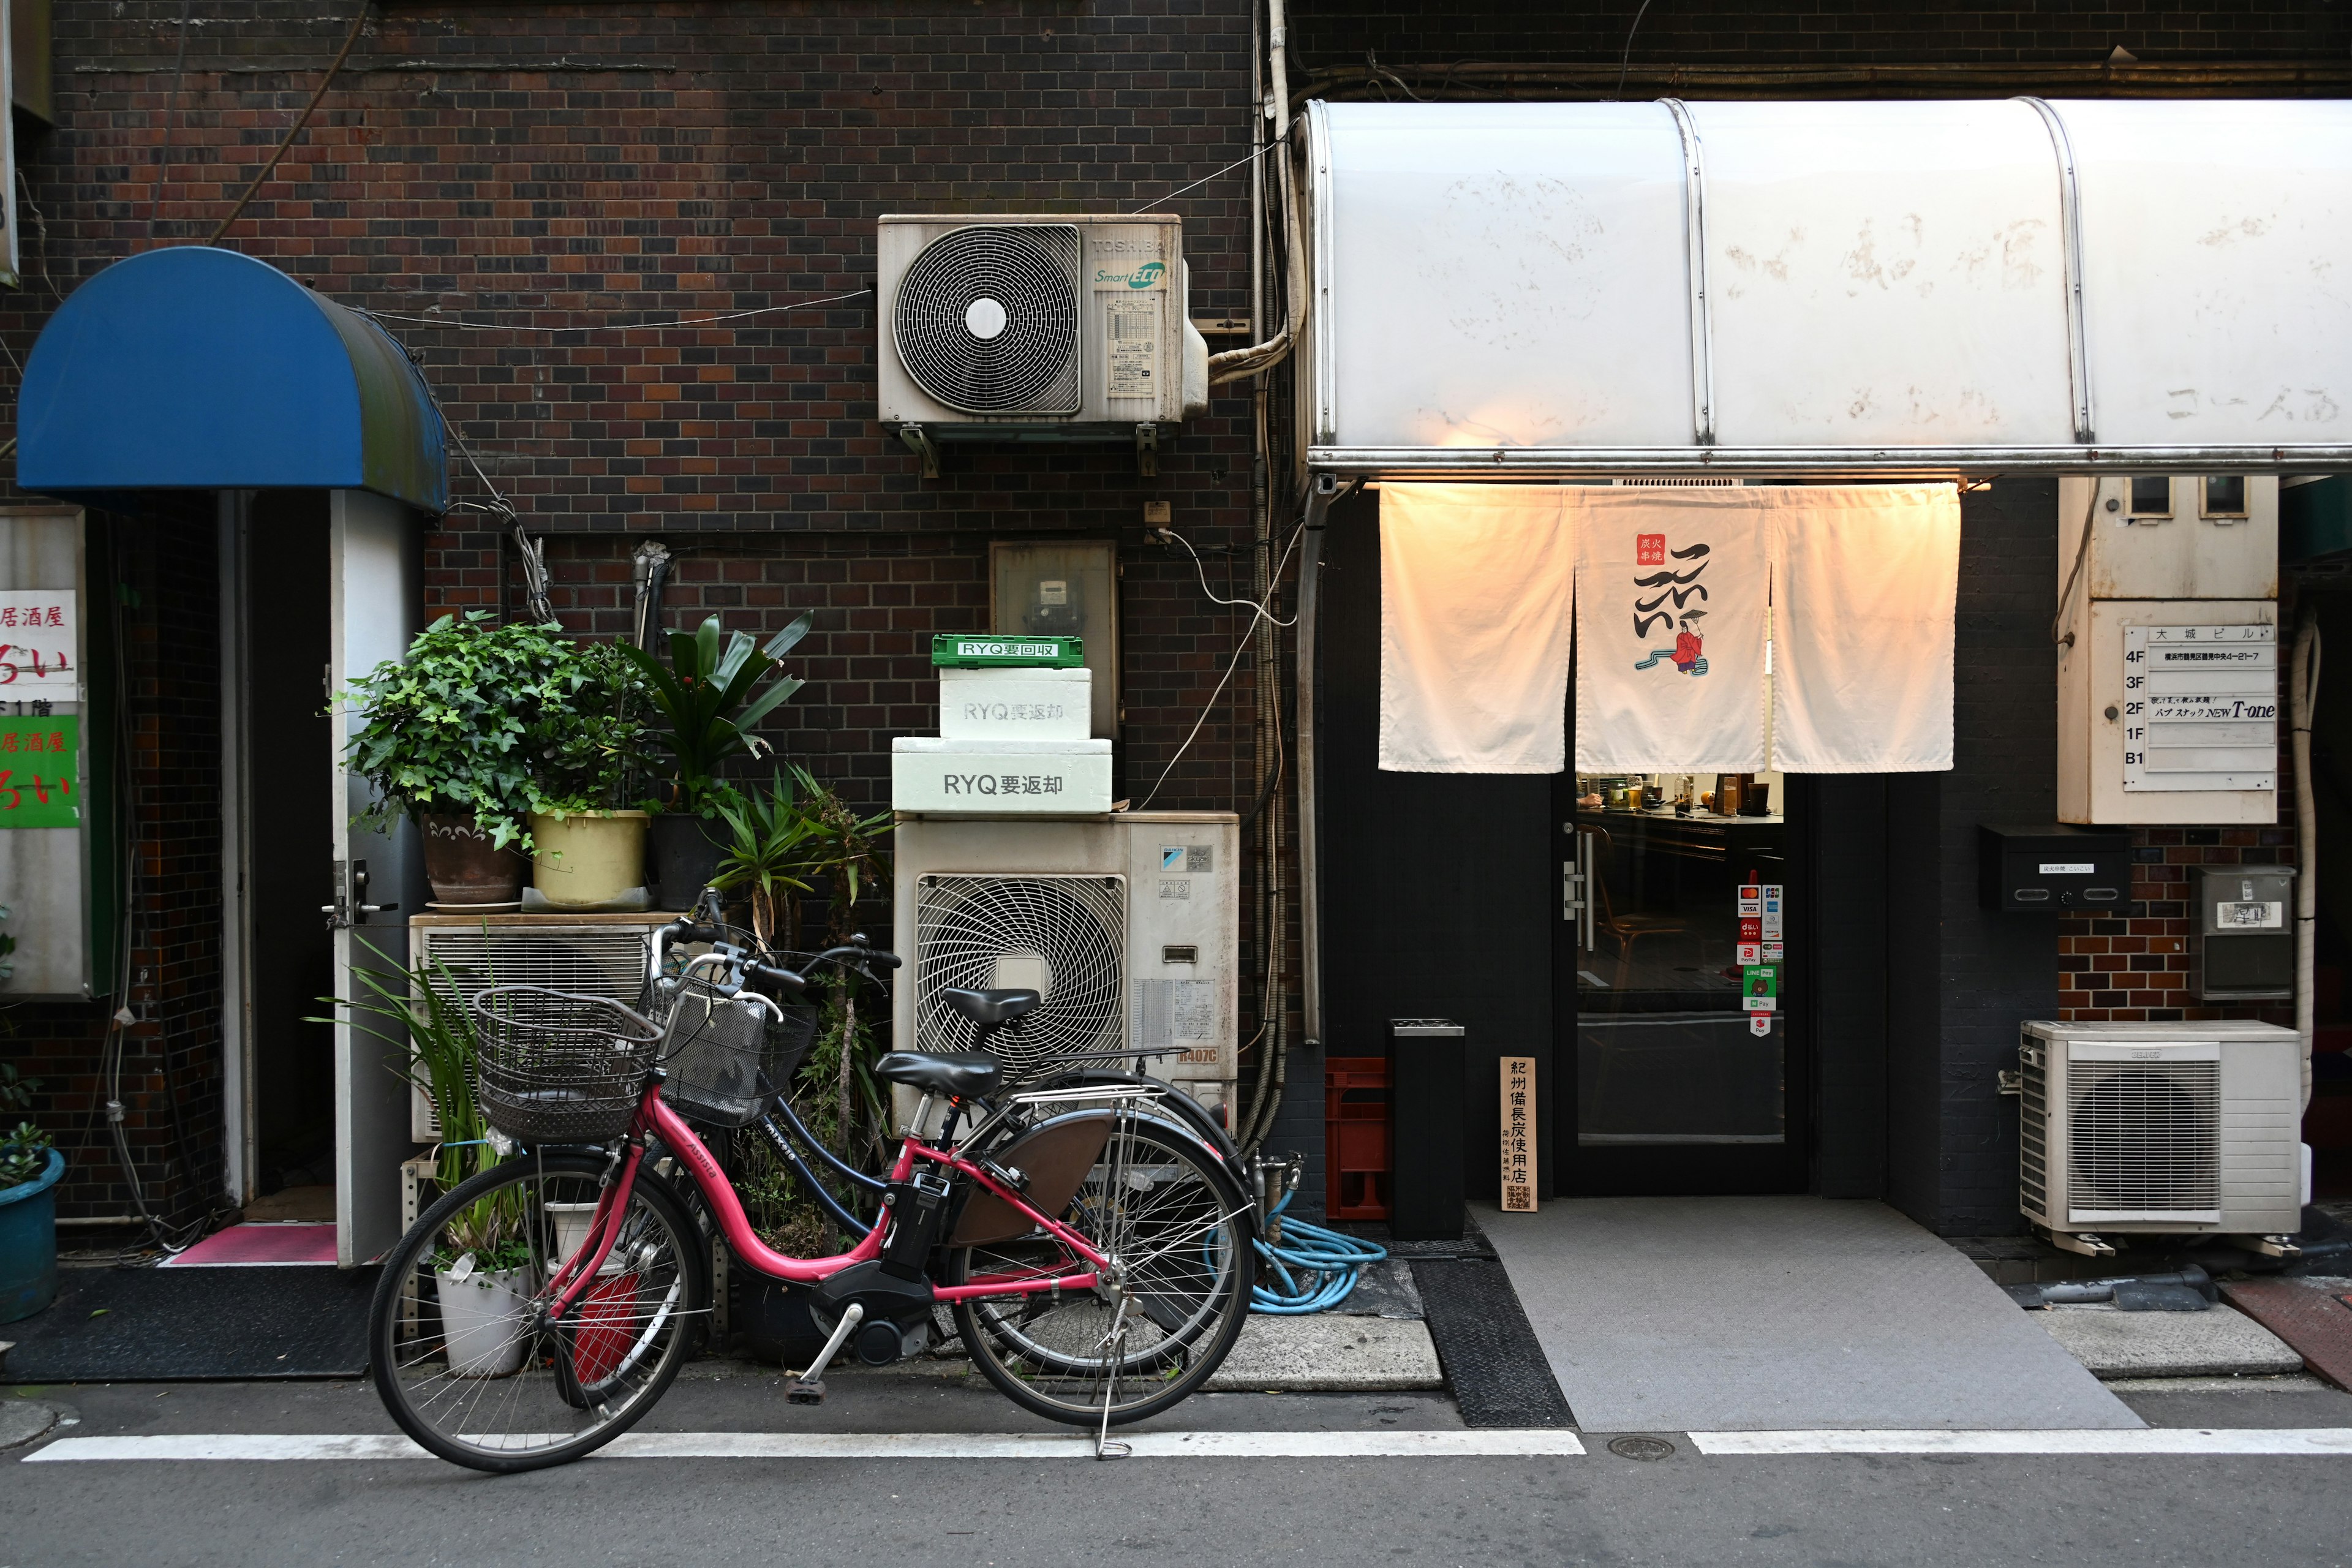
[329,490,426,1265]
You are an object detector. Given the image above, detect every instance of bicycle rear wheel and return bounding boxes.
[949,1115,1254,1428]
[368,1153,705,1473]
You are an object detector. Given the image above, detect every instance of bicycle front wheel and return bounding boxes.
[368,1153,706,1473]
[949,1114,1255,1428]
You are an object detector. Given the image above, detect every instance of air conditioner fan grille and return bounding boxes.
[894,225,1082,415]
[914,874,1124,1083]
[2066,1058,2222,1214]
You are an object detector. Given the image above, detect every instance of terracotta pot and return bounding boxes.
[420,812,526,905]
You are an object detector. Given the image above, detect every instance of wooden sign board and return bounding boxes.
[1501,1054,1537,1212]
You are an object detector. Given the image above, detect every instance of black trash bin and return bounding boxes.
[1389,1019,1466,1240]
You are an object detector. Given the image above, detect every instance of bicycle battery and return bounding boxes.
[877,1169,956,1280]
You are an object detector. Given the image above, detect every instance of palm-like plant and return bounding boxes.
[711,773,817,947]
[619,613,814,815]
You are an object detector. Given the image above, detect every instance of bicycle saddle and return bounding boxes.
[941,987,1041,1026]
[874,1050,1003,1099]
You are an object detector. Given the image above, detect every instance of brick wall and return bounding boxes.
[2057,829,2299,1025]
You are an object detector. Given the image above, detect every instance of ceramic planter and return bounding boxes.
[528,810,649,908]
[0,1146,64,1324]
[434,1261,530,1377]
[420,812,526,905]
[646,812,726,910]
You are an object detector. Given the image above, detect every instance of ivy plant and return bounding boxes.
[338,614,648,850]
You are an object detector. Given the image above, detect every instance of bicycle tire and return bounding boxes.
[368,1152,707,1474]
[948,1116,1256,1428]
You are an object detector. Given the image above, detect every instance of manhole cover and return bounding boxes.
[1607,1435,1676,1461]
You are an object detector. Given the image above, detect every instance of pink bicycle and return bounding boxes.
[367,925,1256,1472]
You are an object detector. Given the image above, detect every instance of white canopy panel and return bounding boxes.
[1304,99,2352,473]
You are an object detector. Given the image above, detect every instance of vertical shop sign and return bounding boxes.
[1500,1055,1537,1212]
[0,715,81,827]
[0,590,77,691]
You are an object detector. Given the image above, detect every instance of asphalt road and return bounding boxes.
[6,1366,2351,1567]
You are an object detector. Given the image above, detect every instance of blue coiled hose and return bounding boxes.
[1248,1188,1389,1314]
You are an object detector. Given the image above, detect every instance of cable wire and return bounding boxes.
[358,288,873,336]
[1136,517,1308,810]
[207,0,371,245]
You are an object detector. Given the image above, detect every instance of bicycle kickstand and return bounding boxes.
[786,1302,864,1406]
[1093,1298,1133,1461]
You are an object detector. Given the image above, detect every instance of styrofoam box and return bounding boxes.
[938,666,1092,742]
[890,737,1114,813]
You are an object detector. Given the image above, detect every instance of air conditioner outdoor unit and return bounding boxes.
[890,812,1240,1128]
[2018,1019,2305,1254]
[407,914,661,1140]
[876,215,1210,460]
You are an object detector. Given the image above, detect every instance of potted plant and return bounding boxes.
[524,640,655,908]
[0,1060,64,1324]
[339,614,579,905]
[622,613,812,908]
[339,955,532,1376]
[710,772,816,946]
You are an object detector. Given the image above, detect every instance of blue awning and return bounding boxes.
[18,246,448,511]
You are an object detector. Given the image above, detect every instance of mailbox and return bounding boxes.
[1978,824,2133,913]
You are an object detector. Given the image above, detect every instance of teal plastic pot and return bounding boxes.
[0,1147,66,1323]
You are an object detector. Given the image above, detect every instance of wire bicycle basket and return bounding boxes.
[472,986,663,1144]
[652,971,820,1130]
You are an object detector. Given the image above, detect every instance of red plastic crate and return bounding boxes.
[1325,1056,1392,1221]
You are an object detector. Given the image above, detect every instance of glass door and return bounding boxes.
[1554,768,1807,1194]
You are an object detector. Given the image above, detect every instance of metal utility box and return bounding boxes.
[1389,1019,1466,1242]
[2055,475,2280,827]
[2196,864,2296,1001]
[1978,824,2132,912]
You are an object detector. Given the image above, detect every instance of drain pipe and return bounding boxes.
[2291,610,2323,1109]
[1295,473,1351,1052]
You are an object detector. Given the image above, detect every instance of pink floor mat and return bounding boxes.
[161,1223,339,1267]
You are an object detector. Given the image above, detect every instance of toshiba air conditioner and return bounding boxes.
[877,216,1210,465]
[2017,1020,2305,1256]
[889,813,1239,1126]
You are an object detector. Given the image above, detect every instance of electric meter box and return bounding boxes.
[2196,864,2296,1001]
[2055,477,2280,827]
[1978,824,2133,912]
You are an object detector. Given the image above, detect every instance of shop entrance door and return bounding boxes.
[1553,769,1807,1194]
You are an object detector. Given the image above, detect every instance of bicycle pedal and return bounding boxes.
[785,1378,827,1406]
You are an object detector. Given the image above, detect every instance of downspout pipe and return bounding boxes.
[2290,610,2323,1109]
[1295,472,1353,1049]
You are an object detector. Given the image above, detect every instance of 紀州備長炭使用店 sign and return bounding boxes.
[0,715,80,827]
[1500,1055,1537,1213]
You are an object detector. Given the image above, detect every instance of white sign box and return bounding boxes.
[891,737,1113,814]
[938,666,1092,742]
[0,590,77,693]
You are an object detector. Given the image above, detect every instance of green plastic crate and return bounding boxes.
[930,633,1085,669]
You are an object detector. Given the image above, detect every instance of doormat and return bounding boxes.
[1409,1258,1574,1428]
[1,1265,376,1381]
[158,1224,338,1267]
[2219,1278,2352,1391]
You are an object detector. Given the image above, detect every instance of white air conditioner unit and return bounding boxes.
[407,915,661,1140]
[890,812,1240,1128]
[2018,1019,2304,1253]
[876,215,1210,466]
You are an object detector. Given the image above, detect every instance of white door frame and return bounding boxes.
[216,491,255,1208]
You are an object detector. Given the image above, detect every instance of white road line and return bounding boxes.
[1691,1428,2352,1457]
[23,1430,1589,1463]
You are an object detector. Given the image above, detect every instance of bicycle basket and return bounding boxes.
[471,986,663,1144]
[656,975,820,1129]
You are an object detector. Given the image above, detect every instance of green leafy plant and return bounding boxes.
[0,1062,47,1191]
[711,773,816,948]
[788,765,894,947]
[321,950,524,1268]
[522,639,653,816]
[620,613,813,816]
[339,614,644,851]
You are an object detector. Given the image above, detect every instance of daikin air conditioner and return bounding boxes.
[407,916,661,1140]
[889,813,1240,1126]
[876,216,1210,466]
[2017,1020,2304,1254]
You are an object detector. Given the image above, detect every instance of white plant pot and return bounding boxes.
[543,1202,625,1277]
[434,1262,530,1378]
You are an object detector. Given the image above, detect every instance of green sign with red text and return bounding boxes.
[0,715,80,827]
